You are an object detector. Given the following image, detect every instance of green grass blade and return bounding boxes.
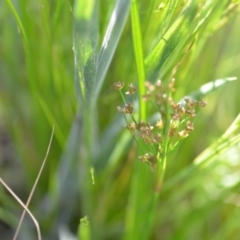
[124,2,150,239]
[78,217,91,240]
[94,0,131,101]
[37,97,65,147]
[73,0,99,104]
[194,114,240,166]
[131,0,146,121]
[72,1,99,238]
[189,77,237,99]
[145,3,198,78]
[5,0,29,48]
[44,0,99,232]
[73,0,99,158]
[164,114,240,192]
[124,161,153,240]
[94,115,126,169]
[158,0,230,78]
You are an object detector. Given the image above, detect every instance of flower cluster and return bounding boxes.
[117,103,134,114]
[169,97,207,139]
[114,79,207,169]
[125,121,162,144]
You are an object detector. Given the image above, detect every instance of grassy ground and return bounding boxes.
[1,0,240,239]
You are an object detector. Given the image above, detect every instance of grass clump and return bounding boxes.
[0,0,240,239]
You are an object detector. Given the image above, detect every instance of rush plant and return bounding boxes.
[1,0,240,240]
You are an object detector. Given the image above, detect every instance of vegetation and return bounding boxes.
[1,0,240,239]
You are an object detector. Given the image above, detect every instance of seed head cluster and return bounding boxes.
[117,103,134,114]
[114,79,207,168]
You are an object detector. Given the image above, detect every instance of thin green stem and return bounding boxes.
[131,0,146,121]
[119,90,127,104]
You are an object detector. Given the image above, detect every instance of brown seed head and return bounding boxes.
[145,81,155,92]
[125,122,137,133]
[125,103,134,114]
[114,81,125,90]
[125,83,137,95]
[155,119,164,129]
[198,100,207,108]
[186,121,194,132]
[178,129,189,139]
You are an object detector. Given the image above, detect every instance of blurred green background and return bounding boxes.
[1,0,240,239]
